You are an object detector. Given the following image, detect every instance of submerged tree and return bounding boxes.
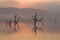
[8,19,12,29]
[14,14,21,32]
[5,14,21,32]
[5,19,12,29]
[32,12,44,35]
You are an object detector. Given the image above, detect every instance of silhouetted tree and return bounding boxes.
[14,14,21,31]
[32,12,44,35]
[8,20,12,29]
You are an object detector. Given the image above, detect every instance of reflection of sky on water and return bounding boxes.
[0,13,60,40]
[0,22,60,40]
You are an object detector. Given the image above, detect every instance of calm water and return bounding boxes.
[0,12,60,40]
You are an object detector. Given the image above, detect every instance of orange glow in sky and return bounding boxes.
[15,0,43,8]
[0,0,60,8]
[10,0,60,8]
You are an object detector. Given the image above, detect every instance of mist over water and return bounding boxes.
[0,10,60,40]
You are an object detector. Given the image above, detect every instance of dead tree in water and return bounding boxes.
[32,12,44,35]
[8,20,12,29]
[14,14,21,31]
[37,17,44,27]
[5,19,12,29]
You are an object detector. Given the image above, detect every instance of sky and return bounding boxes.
[0,0,60,9]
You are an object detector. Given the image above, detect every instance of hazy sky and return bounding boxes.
[0,0,60,9]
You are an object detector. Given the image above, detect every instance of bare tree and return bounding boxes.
[5,19,12,29]
[8,20,12,29]
[32,12,44,35]
[14,14,21,32]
